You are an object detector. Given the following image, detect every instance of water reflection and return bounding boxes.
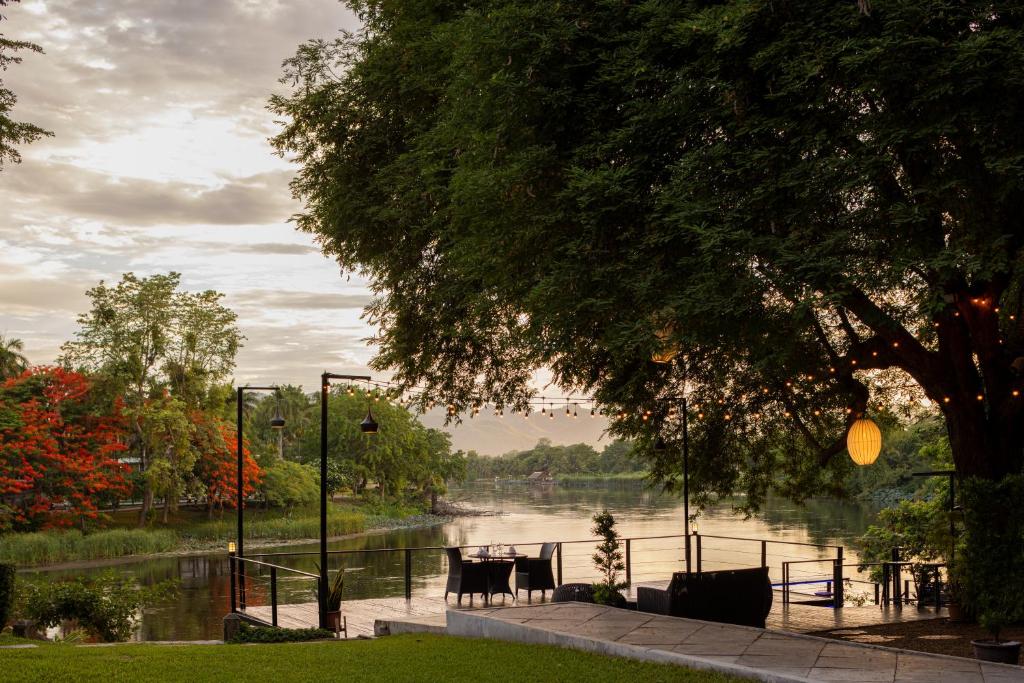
[30,482,878,641]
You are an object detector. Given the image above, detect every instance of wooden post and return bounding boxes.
[833,546,844,609]
[695,533,702,573]
[229,553,236,613]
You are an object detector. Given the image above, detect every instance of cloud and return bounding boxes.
[233,289,373,311]
[3,161,298,226]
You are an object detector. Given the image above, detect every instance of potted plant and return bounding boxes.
[590,510,628,608]
[323,569,345,634]
[961,476,1023,665]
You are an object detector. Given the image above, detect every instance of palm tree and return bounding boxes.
[0,335,28,380]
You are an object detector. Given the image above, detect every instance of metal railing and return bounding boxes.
[229,553,320,628]
[244,531,846,608]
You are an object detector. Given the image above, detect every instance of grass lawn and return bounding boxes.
[0,633,749,682]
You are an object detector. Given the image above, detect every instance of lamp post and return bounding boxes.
[655,395,691,574]
[235,385,284,607]
[318,372,376,628]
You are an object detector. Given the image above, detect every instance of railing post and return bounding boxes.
[783,562,789,605]
[556,542,563,585]
[404,549,412,600]
[874,582,880,605]
[891,548,901,610]
[229,552,236,613]
[761,540,767,569]
[270,566,278,627]
[695,533,702,573]
[833,546,844,609]
[882,562,890,606]
[935,566,942,610]
[625,539,631,587]
[239,559,247,610]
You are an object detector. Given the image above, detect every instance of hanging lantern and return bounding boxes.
[270,393,286,430]
[360,405,379,434]
[846,417,881,466]
[651,325,680,364]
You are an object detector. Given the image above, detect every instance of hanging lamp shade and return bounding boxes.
[847,417,882,466]
[270,397,286,430]
[360,406,379,434]
[651,326,680,364]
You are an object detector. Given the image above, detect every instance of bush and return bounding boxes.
[183,509,364,542]
[15,572,177,642]
[0,529,178,567]
[960,475,1024,642]
[0,563,14,628]
[228,622,333,643]
[260,461,319,508]
[591,510,627,607]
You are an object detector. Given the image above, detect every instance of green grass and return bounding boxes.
[0,506,366,567]
[0,633,748,682]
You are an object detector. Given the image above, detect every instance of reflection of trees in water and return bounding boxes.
[757,496,879,547]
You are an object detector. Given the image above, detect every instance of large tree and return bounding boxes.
[272,1,1024,507]
[0,0,50,168]
[0,335,27,380]
[61,273,242,524]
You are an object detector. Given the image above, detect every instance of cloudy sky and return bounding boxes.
[0,0,609,453]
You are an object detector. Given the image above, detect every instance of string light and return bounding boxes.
[1013,390,1021,398]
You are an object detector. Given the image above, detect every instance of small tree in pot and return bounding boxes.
[961,476,1023,665]
[591,510,627,608]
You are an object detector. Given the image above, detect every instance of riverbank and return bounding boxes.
[0,504,456,569]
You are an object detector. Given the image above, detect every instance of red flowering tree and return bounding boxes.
[0,367,130,531]
[192,414,260,518]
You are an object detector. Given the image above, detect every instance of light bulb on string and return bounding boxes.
[573,405,578,418]
[590,407,596,418]
[565,405,571,417]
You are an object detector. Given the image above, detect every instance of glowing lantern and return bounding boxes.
[651,326,680,364]
[847,417,882,466]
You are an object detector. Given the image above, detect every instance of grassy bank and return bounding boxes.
[0,633,748,683]
[0,506,366,567]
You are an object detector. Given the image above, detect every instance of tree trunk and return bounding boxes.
[162,498,169,524]
[138,485,153,527]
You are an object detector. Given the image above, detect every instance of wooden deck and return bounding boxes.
[243,582,945,639]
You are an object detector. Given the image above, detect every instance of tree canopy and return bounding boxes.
[0,0,50,168]
[273,0,1024,509]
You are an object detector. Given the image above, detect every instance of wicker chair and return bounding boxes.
[514,543,557,601]
[444,547,489,605]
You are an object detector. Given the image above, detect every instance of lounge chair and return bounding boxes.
[636,567,773,628]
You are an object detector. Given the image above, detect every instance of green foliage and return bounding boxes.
[272,0,1024,511]
[0,1,52,169]
[15,572,177,642]
[0,562,14,627]
[228,622,333,644]
[0,529,178,567]
[845,416,950,505]
[464,439,641,480]
[960,476,1024,641]
[857,496,952,592]
[259,461,318,508]
[0,335,28,380]
[591,510,626,606]
[326,569,344,611]
[182,508,364,543]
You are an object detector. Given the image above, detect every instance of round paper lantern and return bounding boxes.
[847,417,882,466]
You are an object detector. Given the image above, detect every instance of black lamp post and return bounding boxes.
[235,385,284,606]
[655,395,691,574]
[319,372,374,628]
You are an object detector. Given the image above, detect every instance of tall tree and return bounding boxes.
[0,367,129,531]
[0,335,27,379]
[273,0,1024,507]
[0,0,51,168]
[61,273,243,524]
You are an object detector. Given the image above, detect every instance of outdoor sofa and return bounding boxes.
[636,566,773,628]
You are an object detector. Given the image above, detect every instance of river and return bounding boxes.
[32,482,879,641]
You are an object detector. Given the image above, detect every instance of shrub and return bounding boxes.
[591,510,627,607]
[228,622,333,643]
[0,563,14,628]
[0,528,178,567]
[260,461,319,508]
[15,572,177,642]
[960,475,1024,642]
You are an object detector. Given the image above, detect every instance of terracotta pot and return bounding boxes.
[946,601,965,623]
[324,610,343,633]
[971,639,1021,665]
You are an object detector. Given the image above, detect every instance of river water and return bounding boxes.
[32,482,879,641]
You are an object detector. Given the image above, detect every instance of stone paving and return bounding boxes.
[445,602,1024,683]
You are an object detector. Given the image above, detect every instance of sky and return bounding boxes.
[0,0,610,454]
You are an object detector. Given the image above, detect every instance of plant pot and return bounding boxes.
[324,610,343,633]
[946,601,965,623]
[971,639,1021,665]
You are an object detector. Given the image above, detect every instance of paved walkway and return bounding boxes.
[245,586,944,639]
[445,603,1024,683]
